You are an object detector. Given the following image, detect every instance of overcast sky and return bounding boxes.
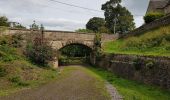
[0,0,149,31]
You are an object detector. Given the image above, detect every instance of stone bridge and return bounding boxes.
[1,28,119,50]
[0,28,119,67]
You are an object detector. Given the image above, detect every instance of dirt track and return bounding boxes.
[0,65,121,100]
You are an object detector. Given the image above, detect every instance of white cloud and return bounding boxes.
[0,0,149,30]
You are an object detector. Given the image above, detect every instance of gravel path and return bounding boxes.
[0,65,122,100]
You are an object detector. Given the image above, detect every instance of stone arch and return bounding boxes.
[51,40,94,50]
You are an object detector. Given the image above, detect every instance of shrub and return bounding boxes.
[144,12,165,23]
[3,55,16,62]
[11,34,23,48]
[25,36,56,66]
[9,76,21,83]
[0,36,9,45]
[9,75,29,86]
[0,45,18,62]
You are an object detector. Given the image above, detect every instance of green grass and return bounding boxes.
[0,35,59,96]
[0,60,59,96]
[88,66,170,100]
[103,25,170,57]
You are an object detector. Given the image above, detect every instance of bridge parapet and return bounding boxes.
[0,28,118,50]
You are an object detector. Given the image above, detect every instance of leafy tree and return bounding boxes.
[102,0,135,34]
[98,26,109,33]
[144,12,165,23]
[86,17,105,33]
[30,21,39,30]
[0,16,10,27]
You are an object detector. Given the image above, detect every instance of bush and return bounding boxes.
[9,76,21,83]
[0,45,19,62]
[0,36,9,46]
[9,75,29,86]
[26,36,56,66]
[144,12,165,23]
[11,34,23,48]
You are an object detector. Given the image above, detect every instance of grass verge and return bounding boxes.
[88,66,170,100]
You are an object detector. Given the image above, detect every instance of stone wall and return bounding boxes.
[91,53,170,90]
[101,33,119,42]
[121,15,170,38]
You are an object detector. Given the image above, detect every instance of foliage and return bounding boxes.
[0,34,23,48]
[144,12,165,23]
[102,0,135,34]
[60,44,91,57]
[94,33,102,56]
[26,35,56,66]
[9,75,29,87]
[89,67,170,100]
[30,21,39,30]
[59,44,92,65]
[0,16,10,27]
[0,34,58,96]
[86,17,106,33]
[59,56,87,65]
[98,26,109,33]
[0,45,19,62]
[0,34,24,62]
[75,28,93,33]
[103,25,170,57]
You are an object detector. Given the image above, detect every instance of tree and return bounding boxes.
[0,16,10,27]
[102,0,135,34]
[30,21,39,30]
[86,17,105,33]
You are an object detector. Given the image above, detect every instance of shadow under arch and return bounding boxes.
[58,43,93,66]
[59,43,93,52]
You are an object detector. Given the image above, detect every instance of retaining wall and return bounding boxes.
[92,54,170,90]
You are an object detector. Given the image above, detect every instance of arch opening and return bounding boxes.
[58,43,93,66]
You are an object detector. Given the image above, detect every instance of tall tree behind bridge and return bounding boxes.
[102,0,135,34]
[86,17,107,33]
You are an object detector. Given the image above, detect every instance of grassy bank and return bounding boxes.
[103,25,170,57]
[88,66,170,100]
[0,35,58,96]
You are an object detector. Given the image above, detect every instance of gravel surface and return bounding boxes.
[0,65,122,100]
